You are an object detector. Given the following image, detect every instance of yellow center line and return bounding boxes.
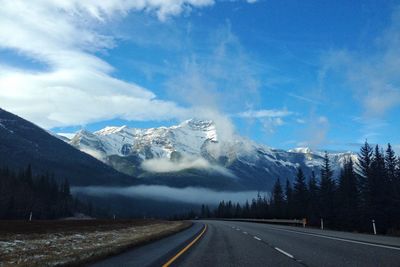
[162,224,208,267]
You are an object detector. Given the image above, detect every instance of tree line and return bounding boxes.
[0,165,94,219]
[201,142,400,234]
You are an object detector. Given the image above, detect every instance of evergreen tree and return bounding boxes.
[356,140,373,211]
[285,178,294,218]
[234,203,242,218]
[319,152,336,226]
[293,168,308,218]
[271,178,284,218]
[369,145,389,233]
[385,144,397,183]
[337,157,359,230]
[385,144,400,230]
[307,171,320,225]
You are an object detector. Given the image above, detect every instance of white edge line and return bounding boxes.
[254,236,262,241]
[271,227,400,251]
[243,231,248,234]
[274,247,294,258]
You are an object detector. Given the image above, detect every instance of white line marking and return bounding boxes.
[269,227,400,251]
[274,247,294,258]
[254,236,262,241]
[243,231,248,235]
[236,228,240,231]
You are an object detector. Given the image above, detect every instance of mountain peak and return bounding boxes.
[288,147,313,154]
[95,125,128,135]
[179,119,215,130]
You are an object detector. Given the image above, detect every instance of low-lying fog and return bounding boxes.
[72,185,269,205]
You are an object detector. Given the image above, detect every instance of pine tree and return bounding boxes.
[369,145,389,233]
[385,144,399,230]
[356,140,373,208]
[319,152,336,226]
[307,171,319,224]
[234,203,241,218]
[385,144,397,183]
[285,178,294,218]
[293,168,308,218]
[337,157,359,230]
[271,178,284,218]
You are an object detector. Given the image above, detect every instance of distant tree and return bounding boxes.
[369,145,390,233]
[319,152,336,226]
[385,144,400,230]
[243,200,250,218]
[285,178,294,218]
[307,171,320,225]
[234,203,242,218]
[293,168,308,218]
[271,178,284,218]
[337,157,359,230]
[356,140,373,215]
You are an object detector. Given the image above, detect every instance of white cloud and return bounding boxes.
[141,155,236,177]
[237,108,292,134]
[165,22,262,114]
[0,0,218,128]
[321,6,400,117]
[237,109,293,118]
[72,185,268,205]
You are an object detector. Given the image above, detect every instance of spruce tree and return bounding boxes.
[285,178,294,218]
[356,140,373,209]
[293,168,308,218]
[307,171,320,225]
[337,157,359,230]
[385,144,399,230]
[370,145,389,233]
[385,144,397,183]
[272,178,284,218]
[319,152,336,226]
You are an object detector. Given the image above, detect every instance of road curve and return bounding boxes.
[89,222,204,267]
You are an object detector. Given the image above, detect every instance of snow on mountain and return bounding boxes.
[66,119,357,190]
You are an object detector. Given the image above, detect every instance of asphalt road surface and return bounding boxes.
[91,220,400,267]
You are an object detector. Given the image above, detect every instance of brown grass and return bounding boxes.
[0,219,191,267]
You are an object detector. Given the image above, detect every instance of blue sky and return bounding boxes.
[0,0,399,152]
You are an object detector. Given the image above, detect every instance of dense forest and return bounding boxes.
[0,165,94,219]
[201,142,400,234]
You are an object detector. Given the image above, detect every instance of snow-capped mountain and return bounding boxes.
[67,119,357,190]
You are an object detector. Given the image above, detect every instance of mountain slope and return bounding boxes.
[0,108,135,186]
[67,119,357,190]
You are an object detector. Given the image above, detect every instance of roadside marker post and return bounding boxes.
[320,218,324,230]
[29,211,32,222]
[372,219,377,235]
[302,218,306,228]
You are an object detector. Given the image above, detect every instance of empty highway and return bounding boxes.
[91,220,400,267]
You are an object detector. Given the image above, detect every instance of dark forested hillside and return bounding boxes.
[0,108,136,186]
[0,165,96,219]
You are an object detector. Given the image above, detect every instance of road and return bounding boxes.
[91,220,400,267]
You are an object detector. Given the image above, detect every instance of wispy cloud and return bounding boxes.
[72,185,268,205]
[320,6,400,118]
[237,109,293,118]
[299,115,330,149]
[287,93,322,105]
[141,155,236,178]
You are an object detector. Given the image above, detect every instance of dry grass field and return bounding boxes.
[0,219,191,267]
